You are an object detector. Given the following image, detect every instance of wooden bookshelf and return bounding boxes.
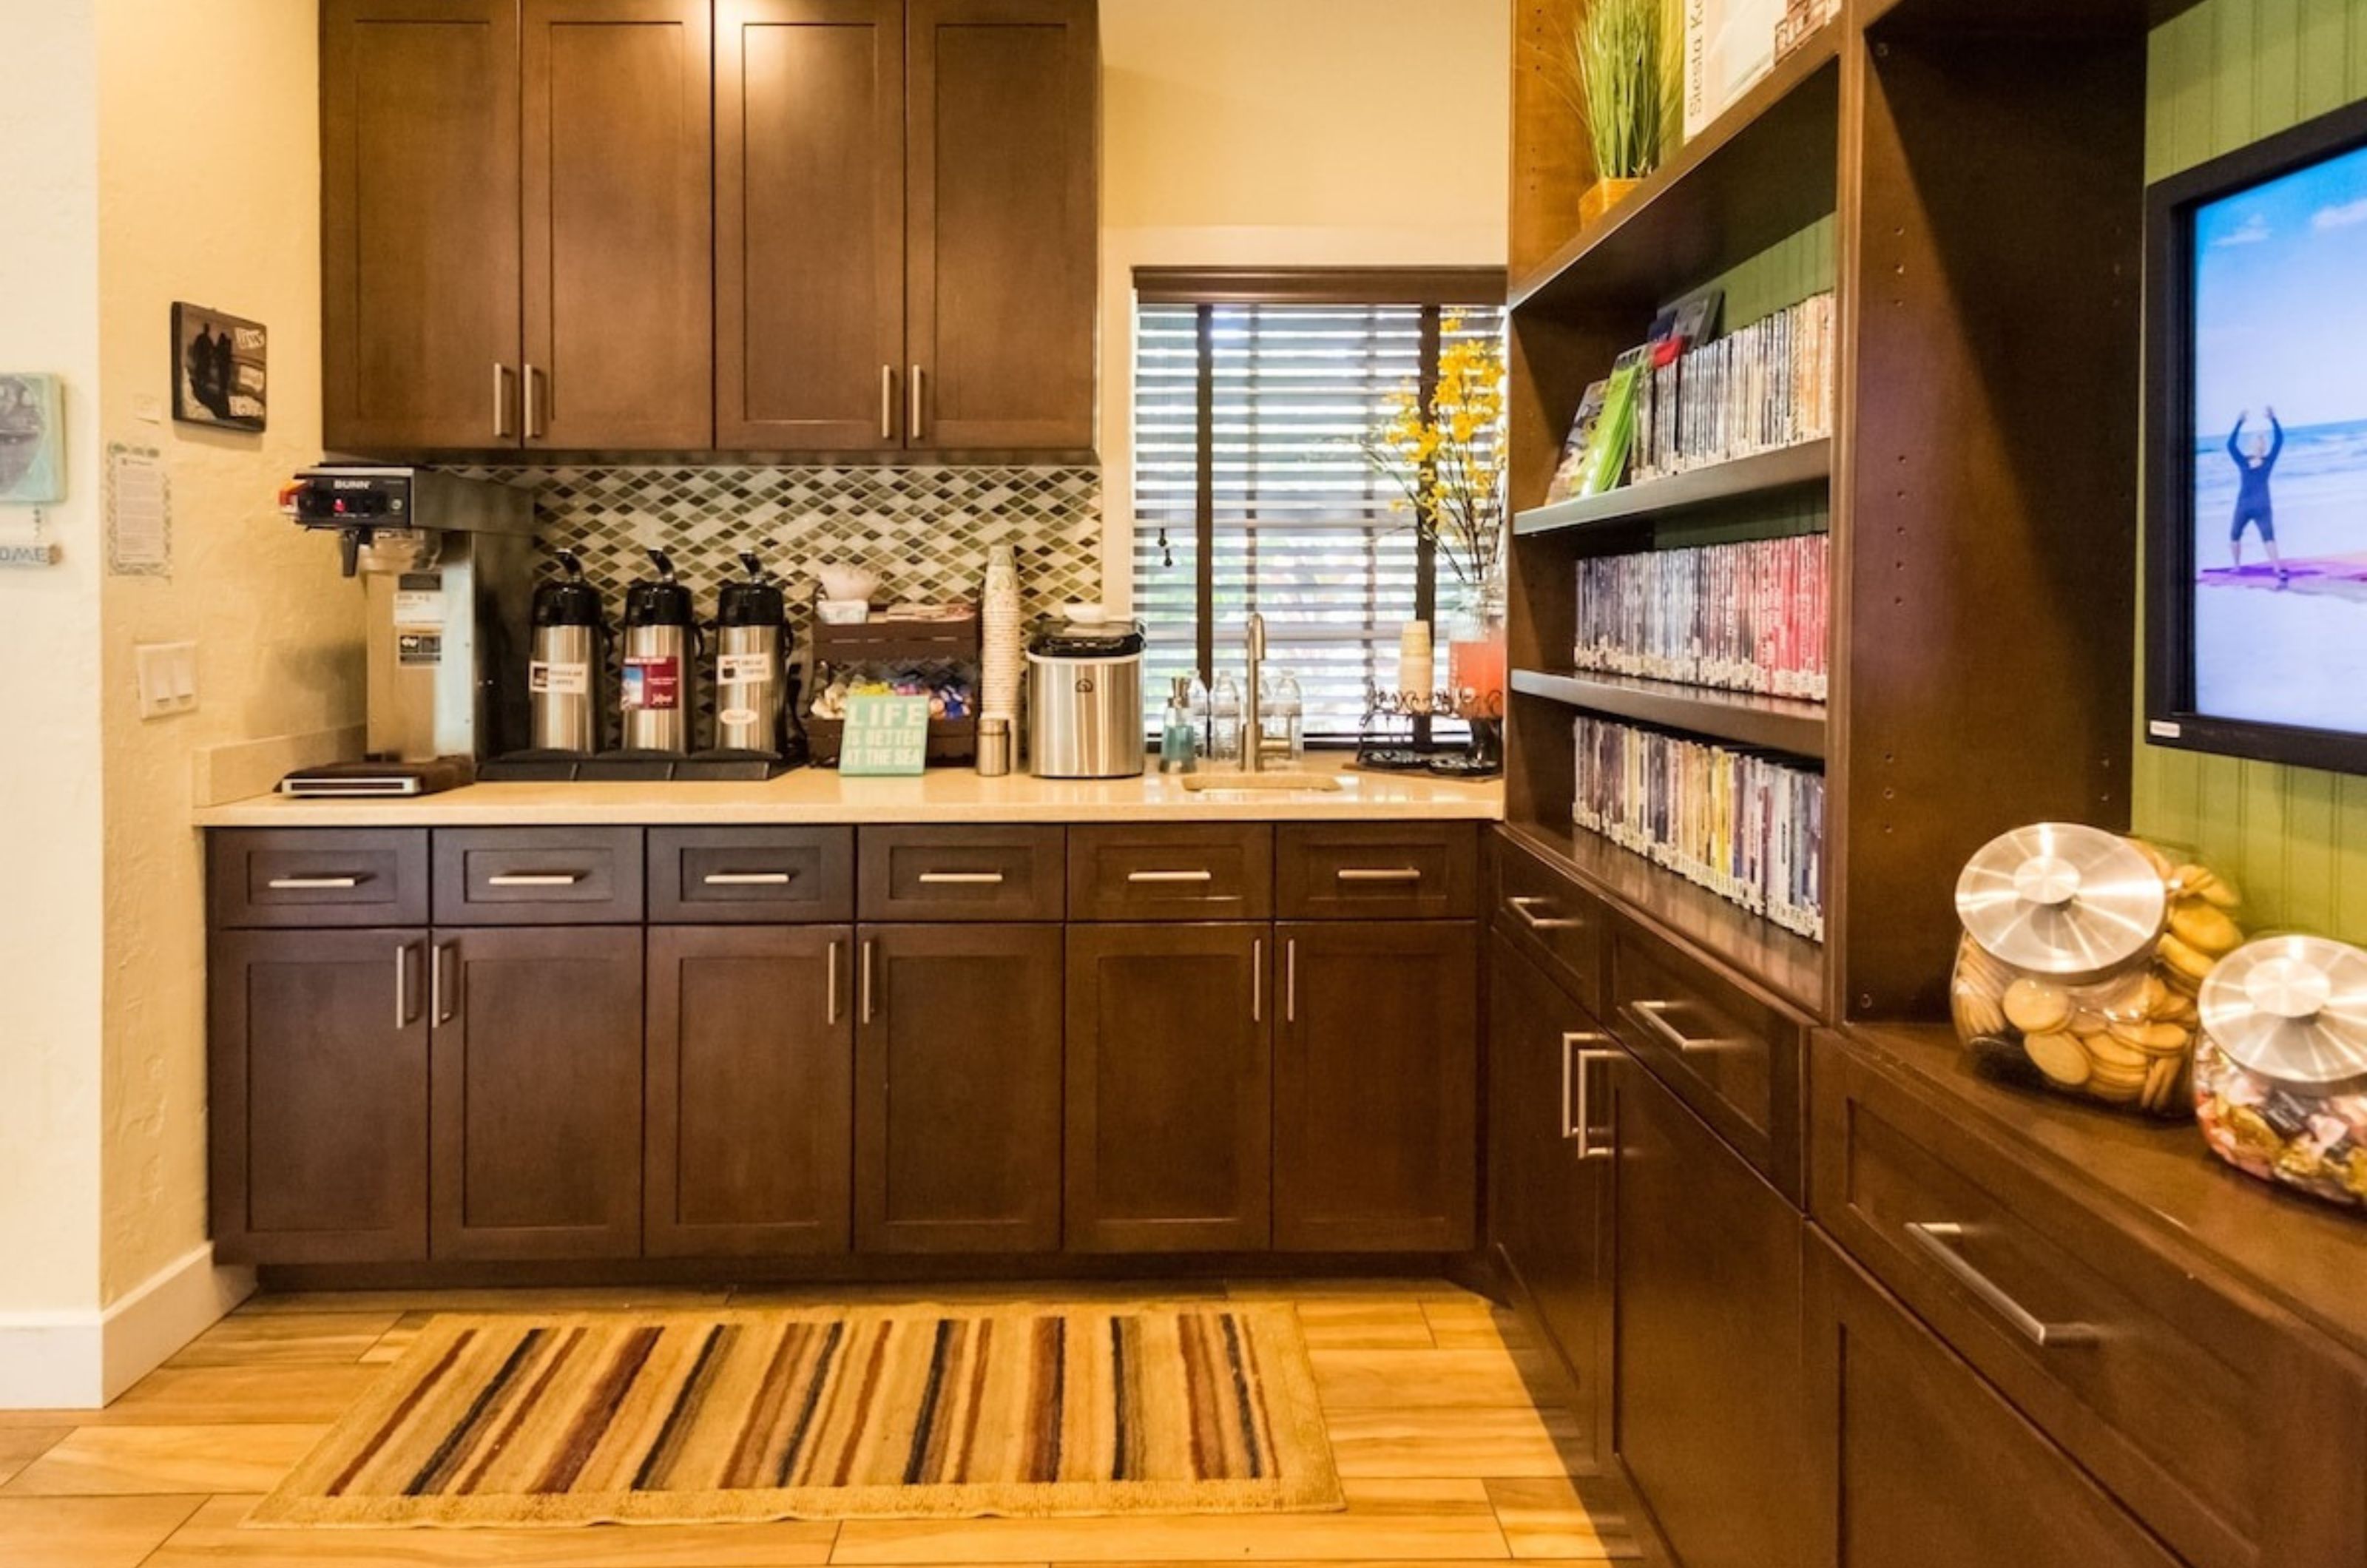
[1512,669,1828,760]
[1514,439,1831,537]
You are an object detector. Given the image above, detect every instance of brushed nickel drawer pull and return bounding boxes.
[703,871,793,886]
[1904,1221,2099,1348]
[268,874,363,891]
[917,871,1004,885]
[486,871,584,888]
[1561,1033,1617,1158]
[1626,999,1738,1054]
[1337,867,1423,883]
[1509,894,1583,930]
[1128,869,1215,884]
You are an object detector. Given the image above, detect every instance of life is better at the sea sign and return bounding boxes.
[837,694,931,776]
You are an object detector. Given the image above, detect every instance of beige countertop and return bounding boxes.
[192,751,1505,828]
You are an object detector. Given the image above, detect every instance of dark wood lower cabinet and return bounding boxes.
[1804,1231,2181,1568]
[1486,934,1611,1460]
[208,929,430,1264]
[855,923,1064,1254]
[430,926,645,1260]
[1065,923,1269,1253]
[1610,1050,1805,1568]
[645,926,853,1257]
[1274,921,1477,1251]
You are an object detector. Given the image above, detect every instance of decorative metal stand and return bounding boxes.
[1355,683,1505,780]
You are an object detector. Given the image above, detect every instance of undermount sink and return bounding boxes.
[1178,771,1344,793]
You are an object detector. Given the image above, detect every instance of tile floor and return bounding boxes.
[0,1279,1638,1567]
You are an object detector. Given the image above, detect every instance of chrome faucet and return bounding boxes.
[1243,612,1266,772]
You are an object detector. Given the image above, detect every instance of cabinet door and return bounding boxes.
[1610,1052,1805,1568]
[1804,1234,2181,1568]
[1486,935,1612,1462]
[322,0,521,451]
[430,927,644,1260]
[209,930,430,1263]
[646,927,854,1257]
[906,0,1098,451]
[855,924,1063,1253]
[1066,924,1270,1253]
[717,0,905,451]
[522,0,713,450]
[1274,921,1477,1251]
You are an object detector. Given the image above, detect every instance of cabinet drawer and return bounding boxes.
[857,825,1064,922]
[209,829,428,929]
[1277,822,1479,919]
[1067,825,1272,921]
[1814,1038,2366,1568]
[1609,924,1803,1200]
[1490,830,1605,1017]
[432,828,644,925]
[648,827,854,923]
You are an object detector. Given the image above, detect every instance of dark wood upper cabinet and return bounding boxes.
[522,0,714,450]
[430,925,645,1260]
[854,922,1063,1253]
[209,929,430,1264]
[717,0,906,451]
[646,925,854,1256]
[321,0,522,453]
[1272,920,1477,1252]
[906,0,1098,451]
[1065,923,1270,1253]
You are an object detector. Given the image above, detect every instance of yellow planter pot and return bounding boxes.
[1579,176,1644,227]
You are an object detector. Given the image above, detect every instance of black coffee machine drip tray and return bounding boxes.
[479,748,806,783]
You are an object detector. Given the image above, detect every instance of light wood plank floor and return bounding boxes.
[0,1279,1639,1567]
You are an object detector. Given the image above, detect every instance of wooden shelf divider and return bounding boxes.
[1515,439,1831,537]
[1512,669,1828,760]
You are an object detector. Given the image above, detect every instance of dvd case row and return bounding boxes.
[1573,714,1826,942]
[1633,291,1836,483]
[1573,533,1829,700]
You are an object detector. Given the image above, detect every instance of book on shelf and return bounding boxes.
[1567,348,1650,500]
[1633,291,1834,484]
[1575,533,1828,700]
[1776,0,1840,61]
[1573,713,1825,942]
[1546,379,1612,504]
[1685,0,1784,141]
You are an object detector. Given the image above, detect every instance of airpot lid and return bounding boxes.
[2200,935,2367,1087]
[1954,823,2168,980]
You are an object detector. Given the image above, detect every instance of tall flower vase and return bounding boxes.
[1445,570,1507,777]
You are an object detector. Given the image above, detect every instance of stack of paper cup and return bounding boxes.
[981,543,1024,721]
[1398,621,1434,713]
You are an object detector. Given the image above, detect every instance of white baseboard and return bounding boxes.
[0,1244,254,1410]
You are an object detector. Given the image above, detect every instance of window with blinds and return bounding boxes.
[1130,274,1506,741]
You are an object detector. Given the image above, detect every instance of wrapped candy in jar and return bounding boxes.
[2195,935,2367,1208]
[1951,823,2243,1117]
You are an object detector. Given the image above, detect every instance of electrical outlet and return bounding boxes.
[135,641,197,720]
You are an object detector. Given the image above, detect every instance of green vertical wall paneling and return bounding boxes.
[2136,0,2367,939]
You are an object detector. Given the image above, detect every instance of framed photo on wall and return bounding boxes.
[0,373,67,504]
[170,302,266,432]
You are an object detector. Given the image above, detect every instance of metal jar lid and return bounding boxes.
[1954,822,2168,981]
[2199,934,2367,1088]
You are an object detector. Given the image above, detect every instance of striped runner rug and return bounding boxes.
[250,1302,1344,1527]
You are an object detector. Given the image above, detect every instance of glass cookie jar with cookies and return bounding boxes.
[1951,823,2244,1117]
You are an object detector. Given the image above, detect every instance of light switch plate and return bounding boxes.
[135,641,197,719]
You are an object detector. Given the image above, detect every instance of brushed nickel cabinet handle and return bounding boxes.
[395,941,419,1028]
[1904,1221,2099,1348]
[1561,1033,1616,1158]
[703,871,792,886]
[1286,938,1297,1024]
[860,938,876,1024]
[1625,998,1737,1054]
[828,938,842,1025]
[1252,936,1263,1024]
[487,871,583,888]
[908,363,925,442]
[1509,894,1583,930]
[268,875,363,891]
[881,365,897,442]
[493,362,515,439]
[524,363,544,439]
[432,940,459,1024]
[918,871,1004,885]
[1128,869,1214,884]
[1337,867,1423,883]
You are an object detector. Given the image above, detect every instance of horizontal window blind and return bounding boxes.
[1133,297,1505,740]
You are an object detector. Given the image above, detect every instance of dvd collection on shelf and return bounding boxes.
[1573,714,1826,941]
[1574,534,1829,699]
[1634,291,1836,483]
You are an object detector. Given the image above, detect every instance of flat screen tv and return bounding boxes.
[2147,98,2367,776]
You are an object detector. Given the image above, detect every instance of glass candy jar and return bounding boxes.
[2196,935,2367,1208]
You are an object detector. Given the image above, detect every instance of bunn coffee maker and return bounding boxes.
[277,466,535,796]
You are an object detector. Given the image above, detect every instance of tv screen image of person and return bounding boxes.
[2185,139,2367,740]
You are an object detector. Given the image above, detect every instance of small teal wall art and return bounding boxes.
[0,374,66,505]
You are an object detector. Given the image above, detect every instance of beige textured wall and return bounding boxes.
[92,0,359,1303]
[1097,0,1512,603]
[0,0,107,1318]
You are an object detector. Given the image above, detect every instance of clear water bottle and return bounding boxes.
[1264,672,1305,765]
[1209,672,1243,766]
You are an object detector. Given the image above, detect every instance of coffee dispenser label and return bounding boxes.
[530,660,591,696]
[621,655,682,711]
[717,652,774,684]
[391,587,445,627]
[396,632,442,667]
